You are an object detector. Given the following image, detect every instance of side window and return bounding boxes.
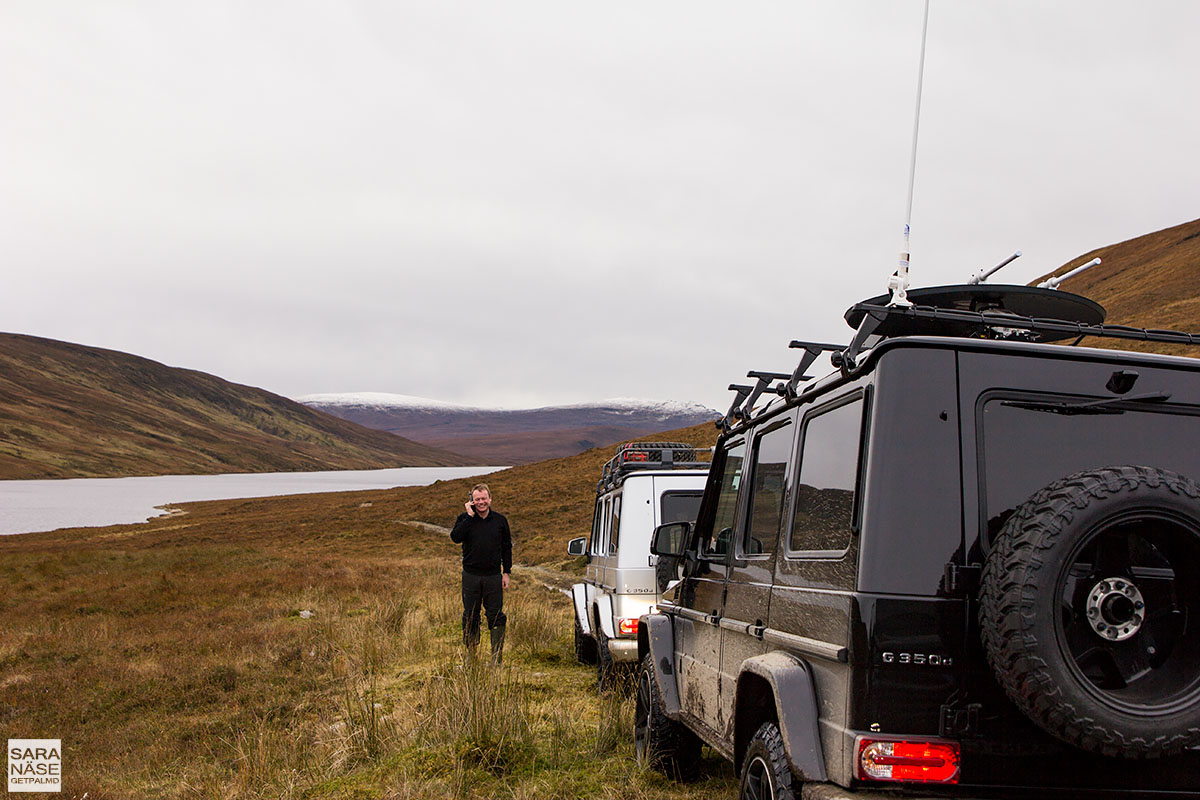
[608,495,622,554]
[591,497,610,556]
[660,491,703,524]
[706,440,746,557]
[589,498,603,555]
[741,420,793,557]
[790,399,864,556]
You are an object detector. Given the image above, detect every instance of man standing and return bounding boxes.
[450,483,512,663]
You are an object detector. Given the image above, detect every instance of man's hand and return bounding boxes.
[502,573,510,590]
[465,500,475,517]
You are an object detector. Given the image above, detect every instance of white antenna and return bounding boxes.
[1037,257,1101,290]
[968,250,1022,285]
[889,0,932,308]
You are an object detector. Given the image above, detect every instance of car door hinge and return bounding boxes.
[943,562,981,596]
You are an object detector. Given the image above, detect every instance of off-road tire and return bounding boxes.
[574,618,597,665]
[739,721,796,800]
[980,465,1200,758]
[634,654,700,781]
[596,627,617,691]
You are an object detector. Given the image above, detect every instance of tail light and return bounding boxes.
[857,737,959,784]
[618,618,638,636]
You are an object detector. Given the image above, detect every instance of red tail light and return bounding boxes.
[618,618,638,636]
[857,738,959,784]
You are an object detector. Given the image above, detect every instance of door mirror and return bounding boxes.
[651,521,692,557]
[566,536,587,557]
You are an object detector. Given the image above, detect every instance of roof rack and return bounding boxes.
[719,343,844,432]
[596,442,710,493]
[787,341,844,397]
[719,373,787,432]
[838,284,1200,369]
[714,283,1200,436]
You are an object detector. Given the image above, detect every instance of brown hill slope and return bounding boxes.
[395,421,720,564]
[0,333,466,479]
[1034,217,1200,356]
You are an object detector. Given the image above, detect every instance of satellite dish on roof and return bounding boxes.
[845,284,1106,343]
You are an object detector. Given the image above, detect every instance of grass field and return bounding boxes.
[0,425,733,799]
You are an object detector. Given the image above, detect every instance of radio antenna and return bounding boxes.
[889,0,932,307]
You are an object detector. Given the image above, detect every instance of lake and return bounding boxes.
[0,466,505,536]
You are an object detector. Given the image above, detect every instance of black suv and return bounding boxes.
[636,284,1200,799]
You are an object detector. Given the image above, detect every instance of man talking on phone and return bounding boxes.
[450,483,512,663]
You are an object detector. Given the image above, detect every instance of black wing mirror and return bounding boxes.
[651,521,692,557]
[566,536,587,556]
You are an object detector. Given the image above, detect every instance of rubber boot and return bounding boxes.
[489,623,506,666]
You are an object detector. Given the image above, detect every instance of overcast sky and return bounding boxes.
[3,2,1198,410]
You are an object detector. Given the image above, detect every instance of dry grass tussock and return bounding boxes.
[0,474,733,798]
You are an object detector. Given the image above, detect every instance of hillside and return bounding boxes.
[1034,216,1200,356]
[0,333,466,479]
[395,419,720,564]
[0,421,729,798]
[298,393,719,465]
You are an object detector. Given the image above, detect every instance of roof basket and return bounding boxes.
[597,442,709,492]
[838,283,1200,369]
[714,282,1200,436]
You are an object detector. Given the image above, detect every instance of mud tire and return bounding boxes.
[574,617,597,665]
[596,627,618,691]
[739,721,796,800]
[634,654,700,781]
[980,465,1200,758]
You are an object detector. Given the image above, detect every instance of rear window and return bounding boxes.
[660,491,703,525]
[980,394,1200,544]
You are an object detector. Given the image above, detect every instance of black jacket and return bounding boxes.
[450,511,512,577]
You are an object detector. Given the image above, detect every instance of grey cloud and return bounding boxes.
[2,2,1198,412]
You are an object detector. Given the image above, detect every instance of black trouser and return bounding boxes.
[461,570,506,658]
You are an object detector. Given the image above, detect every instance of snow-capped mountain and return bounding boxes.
[296,392,484,411]
[295,393,719,465]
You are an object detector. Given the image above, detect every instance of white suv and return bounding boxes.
[567,442,708,687]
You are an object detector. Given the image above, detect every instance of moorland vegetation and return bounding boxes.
[0,424,726,799]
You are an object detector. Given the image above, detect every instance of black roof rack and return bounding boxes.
[786,341,844,398]
[719,345,845,432]
[838,285,1200,369]
[596,441,710,493]
[714,283,1200,436]
[719,372,789,432]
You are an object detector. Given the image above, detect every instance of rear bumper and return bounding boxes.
[608,637,639,663]
[802,784,983,800]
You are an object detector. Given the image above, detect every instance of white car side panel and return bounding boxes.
[594,594,616,638]
[571,583,591,635]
